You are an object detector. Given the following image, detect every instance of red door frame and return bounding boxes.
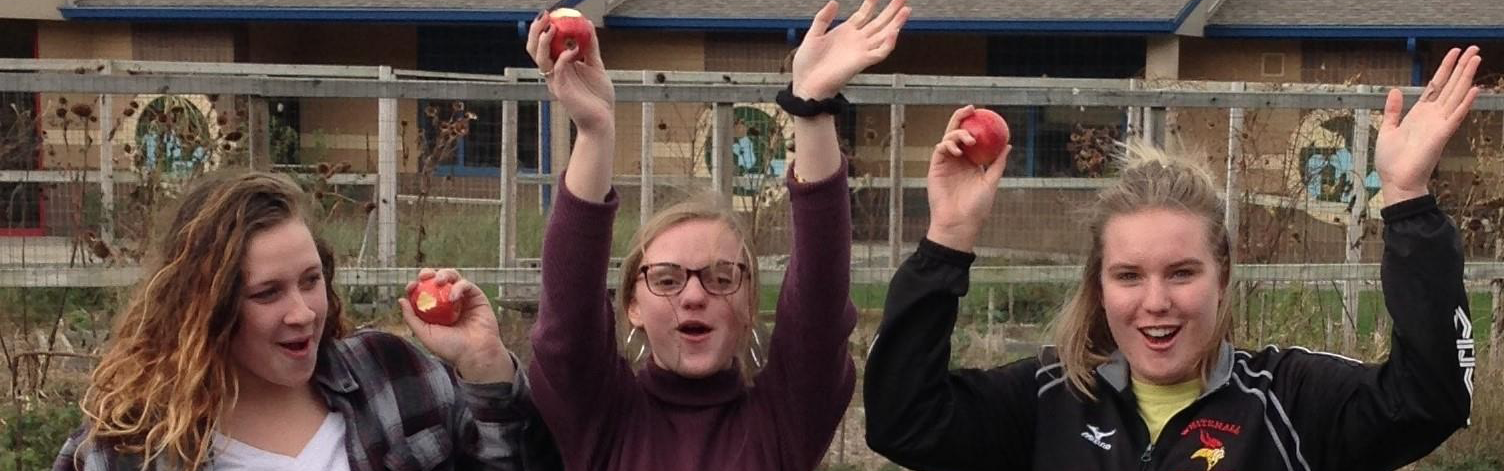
[0,23,47,237]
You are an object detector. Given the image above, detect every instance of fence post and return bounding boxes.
[1493,278,1502,364]
[986,286,997,357]
[500,98,519,295]
[1145,107,1165,148]
[1226,82,1244,263]
[1227,82,1247,341]
[641,71,655,224]
[248,97,271,171]
[98,60,114,243]
[888,74,905,269]
[1343,85,1372,353]
[711,102,733,207]
[377,66,397,273]
[1127,79,1142,139]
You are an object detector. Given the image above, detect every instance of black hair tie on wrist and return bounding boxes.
[776,84,849,117]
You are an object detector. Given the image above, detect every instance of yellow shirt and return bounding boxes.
[1133,378,1202,443]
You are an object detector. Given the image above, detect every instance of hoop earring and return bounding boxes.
[748,325,765,369]
[626,326,649,363]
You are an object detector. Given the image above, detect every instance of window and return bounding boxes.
[417,26,540,175]
[1261,53,1286,77]
[267,98,300,165]
[0,20,40,233]
[987,36,1145,177]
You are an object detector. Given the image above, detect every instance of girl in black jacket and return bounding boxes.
[864,46,1482,471]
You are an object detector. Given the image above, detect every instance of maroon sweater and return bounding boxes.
[528,165,858,471]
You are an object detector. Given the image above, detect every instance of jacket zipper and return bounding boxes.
[1139,443,1154,470]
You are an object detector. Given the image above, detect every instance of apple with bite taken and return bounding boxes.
[409,278,459,326]
[956,109,1010,167]
[548,8,594,62]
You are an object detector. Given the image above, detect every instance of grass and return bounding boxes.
[2,210,1500,470]
[317,200,642,268]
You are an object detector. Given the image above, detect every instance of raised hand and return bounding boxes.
[526,11,615,133]
[1376,46,1482,204]
[791,0,911,99]
[925,106,1009,252]
[399,268,515,384]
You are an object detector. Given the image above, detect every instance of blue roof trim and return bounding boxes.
[1170,0,1205,27]
[605,16,1179,33]
[60,6,539,23]
[1206,25,1504,39]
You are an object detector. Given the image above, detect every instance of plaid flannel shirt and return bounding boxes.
[54,330,546,471]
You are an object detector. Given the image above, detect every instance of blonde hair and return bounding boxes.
[1049,141,1236,401]
[78,171,348,470]
[616,194,764,381]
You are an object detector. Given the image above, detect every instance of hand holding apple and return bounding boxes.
[409,277,458,325]
[399,268,515,384]
[547,8,594,63]
[525,8,615,135]
[925,105,1010,252]
[956,109,1010,167]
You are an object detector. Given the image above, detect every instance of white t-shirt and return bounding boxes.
[211,412,350,471]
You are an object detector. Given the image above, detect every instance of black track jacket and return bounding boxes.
[865,195,1474,471]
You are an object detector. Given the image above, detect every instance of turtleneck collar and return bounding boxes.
[638,360,747,407]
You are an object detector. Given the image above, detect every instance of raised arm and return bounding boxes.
[788,0,909,182]
[865,106,1029,471]
[752,2,910,467]
[523,15,630,469]
[526,11,616,202]
[1286,46,1479,470]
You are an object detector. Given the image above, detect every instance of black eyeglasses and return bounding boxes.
[638,261,749,297]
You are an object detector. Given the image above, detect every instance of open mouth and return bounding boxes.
[1139,326,1181,349]
[675,321,714,339]
[277,338,313,355]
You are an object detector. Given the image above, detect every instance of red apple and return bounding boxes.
[957,109,1011,167]
[548,8,594,62]
[409,278,459,326]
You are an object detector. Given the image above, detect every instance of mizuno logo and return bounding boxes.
[1081,424,1115,450]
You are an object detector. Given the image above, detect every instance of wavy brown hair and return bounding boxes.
[77,171,348,470]
[1050,141,1235,401]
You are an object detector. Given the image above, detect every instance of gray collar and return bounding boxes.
[1095,342,1234,398]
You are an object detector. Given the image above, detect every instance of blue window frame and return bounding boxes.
[417,26,541,177]
[986,35,1145,177]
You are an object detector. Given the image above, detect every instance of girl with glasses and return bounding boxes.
[520,0,908,469]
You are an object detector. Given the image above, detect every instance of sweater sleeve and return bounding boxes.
[752,160,859,470]
[1279,195,1473,470]
[864,239,1039,471]
[452,353,537,471]
[527,179,632,470]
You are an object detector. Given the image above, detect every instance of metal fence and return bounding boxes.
[3,58,1503,471]
[0,58,1501,346]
